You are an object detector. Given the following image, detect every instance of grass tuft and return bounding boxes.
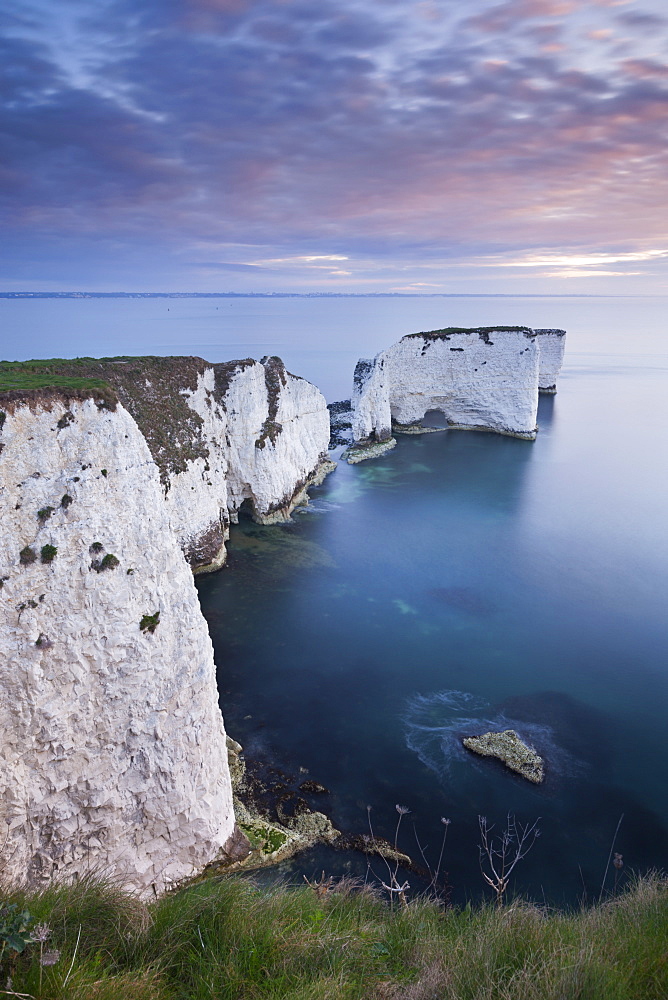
[0,873,664,999]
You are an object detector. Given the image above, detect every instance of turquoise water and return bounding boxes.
[194,300,668,905]
[4,294,667,903]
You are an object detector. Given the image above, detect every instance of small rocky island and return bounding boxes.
[462,730,545,784]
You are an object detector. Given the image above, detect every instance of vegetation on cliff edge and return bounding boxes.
[0,872,665,999]
[0,356,256,484]
[0,358,113,394]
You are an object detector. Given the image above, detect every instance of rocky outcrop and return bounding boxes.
[535,329,567,394]
[462,730,544,783]
[0,355,333,892]
[349,327,565,461]
[327,400,353,448]
[0,356,332,573]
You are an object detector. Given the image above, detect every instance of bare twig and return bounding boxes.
[365,804,413,907]
[394,804,409,852]
[366,806,393,883]
[412,825,433,879]
[478,814,541,906]
[381,880,410,907]
[430,817,451,893]
[599,814,624,902]
[303,872,334,899]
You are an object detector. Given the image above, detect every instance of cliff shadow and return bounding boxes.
[537,392,556,428]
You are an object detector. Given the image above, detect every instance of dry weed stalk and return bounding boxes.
[364,805,411,907]
[413,817,451,900]
[599,813,624,902]
[478,814,540,906]
[303,872,335,899]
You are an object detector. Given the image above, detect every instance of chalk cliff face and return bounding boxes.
[0,356,332,892]
[535,329,567,394]
[53,355,332,573]
[350,327,565,456]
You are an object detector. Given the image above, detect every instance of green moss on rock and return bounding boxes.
[139,611,160,634]
[239,822,289,856]
[19,546,36,566]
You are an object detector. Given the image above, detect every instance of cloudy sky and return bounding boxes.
[2,0,667,293]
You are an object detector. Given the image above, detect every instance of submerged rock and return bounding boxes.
[343,437,396,464]
[335,833,413,869]
[299,779,330,794]
[462,729,544,784]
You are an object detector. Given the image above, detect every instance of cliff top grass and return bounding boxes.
[0,355,256,484]
[0,872,665,1000]
[0,358,113,394]
[0,355,251,395]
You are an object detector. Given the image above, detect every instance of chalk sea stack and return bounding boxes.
[348,326,566,462]
[462,729,545,784]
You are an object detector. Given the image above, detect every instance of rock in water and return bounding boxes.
[462,729,544,783]
[348,326,567,461]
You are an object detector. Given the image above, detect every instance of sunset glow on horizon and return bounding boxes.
[2,0,667,294]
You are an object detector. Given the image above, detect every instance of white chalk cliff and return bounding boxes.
[350,327,565,457]
[534,328,567,394]
[0,356,332,892]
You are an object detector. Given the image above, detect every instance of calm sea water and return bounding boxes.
[4,295,667,904]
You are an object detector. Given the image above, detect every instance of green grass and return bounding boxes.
[0,872,665,999]
[0,358,113,393]
[0,354,258,487]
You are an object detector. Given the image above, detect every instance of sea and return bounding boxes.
[3,294,667,906]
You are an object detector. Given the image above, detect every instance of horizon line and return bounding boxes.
[1,291,664,299]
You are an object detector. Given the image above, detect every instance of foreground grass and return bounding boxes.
[1,873,666,999]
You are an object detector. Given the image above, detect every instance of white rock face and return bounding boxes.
[535,329,566,393]
[351,327,565,453]
[0,356,332,892]
[210,358,332,526]
[352,357,393,445]
[0,398,235,893]
[125,357,332,571]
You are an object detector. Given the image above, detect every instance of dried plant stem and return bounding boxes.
[599,814,624,903]
[61,924,81,988]
[478,814,541,906]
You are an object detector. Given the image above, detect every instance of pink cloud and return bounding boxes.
[621,58,668,79]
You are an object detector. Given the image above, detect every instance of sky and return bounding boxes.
[1,0,667,294]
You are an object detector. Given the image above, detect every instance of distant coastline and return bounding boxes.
[0,291,652,299]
